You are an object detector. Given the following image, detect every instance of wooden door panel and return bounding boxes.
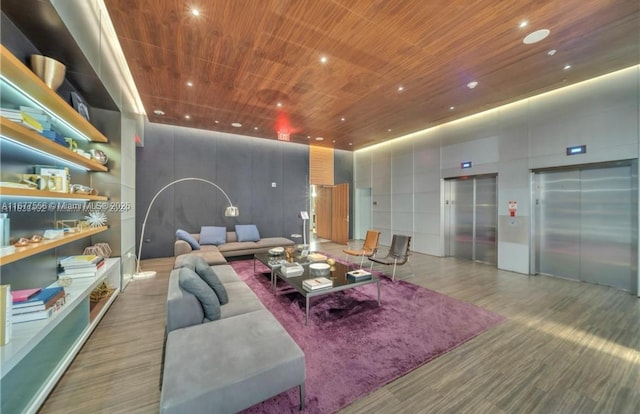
[332,183,349,245]
[315,186,332,240]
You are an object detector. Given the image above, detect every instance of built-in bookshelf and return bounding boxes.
[0,44,121,414]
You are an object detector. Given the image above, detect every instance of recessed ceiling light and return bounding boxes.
[186,81,193,87]
[315,137,324,141]
[153,109,165,116]
[184,115,191,119]
[276,102,282,107]
[519,21,528,28]
[307,135,311,139]
[523,29,550,44]
[341,117,345,121]
[231,122,242,127]
[348,142,353,146]
[547,49,557,56]
[320,56,328,64]
[467,81,478,89]
[449,106,455,110]
[191,9,200,16]
[398,85,404,92]
[332,140,336,143]
[563,64,572,70]
[254,127,258,130]
[387,129,392,132]
[214,120,219,124]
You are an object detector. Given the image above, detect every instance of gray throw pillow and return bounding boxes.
[200,226,226,245]
[176,229,200,250]
[178,254,198,270]
[178,267,221,321]
[235,224,261,242]
[193,256,229,305]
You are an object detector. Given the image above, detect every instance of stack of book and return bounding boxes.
[346,269,373,282]
[59,254,104,279]
[11,287,66,324]
[302,277,333,291]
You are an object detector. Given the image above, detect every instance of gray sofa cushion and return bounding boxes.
[200,226,226,245]
[178,267,221,321]
[161,309,305,414]
[220,282,265,319]
[235,224,261,242]
[176,229,200,250]
[194,257,229,304]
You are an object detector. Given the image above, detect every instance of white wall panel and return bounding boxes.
[354,66,639,272]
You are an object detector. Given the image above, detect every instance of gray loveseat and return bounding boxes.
[161,261,305,413]
[174,231,294,268]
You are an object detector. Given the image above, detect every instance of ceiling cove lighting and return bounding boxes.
[523,29,550,44]
[357,65,638,153]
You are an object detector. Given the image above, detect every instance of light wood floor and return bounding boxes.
[39,241,640,413]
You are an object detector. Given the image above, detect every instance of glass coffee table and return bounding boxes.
[274,260,381,325]
[253,252,310,291]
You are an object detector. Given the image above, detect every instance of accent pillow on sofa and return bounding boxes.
[178,267,221,321]
[200,226,227,245]
[235,224,261,242]
[176,229,200,250]
[193,256,229,304]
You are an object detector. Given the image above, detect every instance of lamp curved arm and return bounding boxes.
[136,177,237,273]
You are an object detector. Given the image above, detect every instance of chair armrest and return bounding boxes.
[174,240,193,257]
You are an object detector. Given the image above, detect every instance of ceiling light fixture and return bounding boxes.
[564,64,572,70]
[185,115,191,119]
[214,120,219,124]
[467,81,478,89]
[315,137,324,141]
[254,127,258,130]
[519,21,528,28]
[523,29,550,44]
[191,9,200,16]
[153,109,165,116]
[320,56,328,64]
[398,85,404,92]
[387,129,392,132]
[276,102,282,107]
[186,81,193,87]
[548,49,557,56]
[231,122,242,127]
[449,106,455,110]
[341,117,345,121]
[332,140,336,143]
[349,143,353,146]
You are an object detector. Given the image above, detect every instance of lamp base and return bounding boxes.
[133,270,157,280]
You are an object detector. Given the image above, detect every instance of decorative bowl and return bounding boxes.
[309,262,330,276]
[268,247,285,256]
[30,55,66,91]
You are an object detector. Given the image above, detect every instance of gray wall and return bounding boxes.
[136,123,310,259]
[355,66,639,277]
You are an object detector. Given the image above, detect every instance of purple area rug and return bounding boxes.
[233,259,505,413]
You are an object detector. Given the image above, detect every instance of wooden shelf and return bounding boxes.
[0,45,108,143]
[0,226,108,266]
[0,186,108,200]
[0,117,108,171]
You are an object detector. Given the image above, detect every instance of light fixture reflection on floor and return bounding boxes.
[134,178,239,279]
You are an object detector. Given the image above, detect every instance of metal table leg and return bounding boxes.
[377,279,381,305]
[305,297,310,325]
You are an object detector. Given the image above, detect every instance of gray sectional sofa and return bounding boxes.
[174,231,294,268]
[161,260,305,413]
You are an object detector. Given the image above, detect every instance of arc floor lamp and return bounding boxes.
[134,177,239,279]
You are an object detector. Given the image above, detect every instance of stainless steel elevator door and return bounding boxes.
[446,175,497,264]
[535,164,635,291]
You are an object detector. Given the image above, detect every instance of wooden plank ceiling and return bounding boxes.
[104,0,639,150]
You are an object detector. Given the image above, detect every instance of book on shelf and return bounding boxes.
[60,254,103,267]
[13,289,66,313]
[346,269,373,282]
[11,288,42,302]
[1,285,11,345]
[12,286,64,309]
[12,306,55,324]
[302,277,333,291]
